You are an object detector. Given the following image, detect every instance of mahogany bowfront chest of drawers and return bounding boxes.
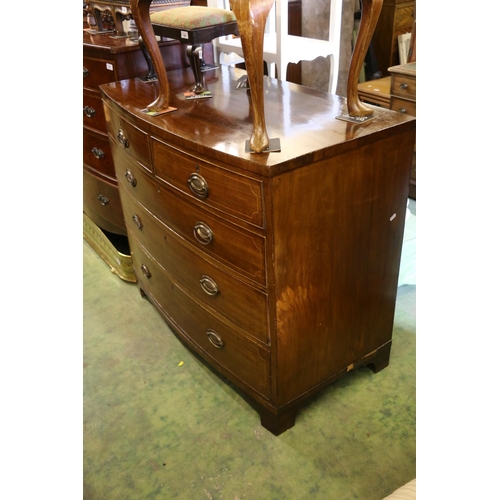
[100,66,415,435]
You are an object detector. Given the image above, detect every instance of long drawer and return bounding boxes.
[83,128,115,180]
[121,189,269,344]
[129,233,271,399]
[83,168,126,234]
[83,56,119,91]
[113,141,267,286]
[152,138,264,227]
[83,89,107,134]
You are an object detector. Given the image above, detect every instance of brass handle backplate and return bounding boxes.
[199,275,219,296]
[125,169,137,187]
[84,106,96,118]
[140,264,151,278]
[91,147,104,159]
[132,214,143,230]
[97,194,109,206]
[187,172,209,199]
[117,129,129,149]
[193,221,213,245]
[206,329,224,349]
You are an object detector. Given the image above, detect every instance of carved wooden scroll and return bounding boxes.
[130,0,173,112]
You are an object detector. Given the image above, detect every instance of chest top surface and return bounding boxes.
[100,66,415,177]
[83,29,143,54]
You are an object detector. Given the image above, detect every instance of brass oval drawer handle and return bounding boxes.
[187,172,209,199]
[132,214,143,230]
[83,106,96,118]
[125,169,137,187]
[400,83,408,90]
[199,275,219,296]
[193,221,213,245]
[83,66,89,79]
[398,108,407,114]
[206,329,224,349]
[97,194,109,206]
[140,264,151,278]
[117,129,129,149]
[91,147,105,159]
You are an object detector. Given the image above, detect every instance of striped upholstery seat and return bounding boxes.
[150,6,236,30]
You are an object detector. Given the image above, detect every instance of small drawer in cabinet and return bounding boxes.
[83,168,126,234]
[121,191,269,344]
[83,57,118,91]
[152,138,264,227]
[83,90,107,134]
[130,234,271,399]
[113,145,267,286]
[83,128,115,179]
[104,104,151,170]
[391,74,416,100]
[390,96,416,117]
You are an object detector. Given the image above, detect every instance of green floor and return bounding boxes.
[83,200,416,500]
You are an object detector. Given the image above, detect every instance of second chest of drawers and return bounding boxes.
[389,61,416,198]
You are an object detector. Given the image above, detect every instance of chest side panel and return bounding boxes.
[271,130,414,406]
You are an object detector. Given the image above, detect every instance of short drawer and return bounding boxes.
[83,56,118,91]
[391,74,416,99]
[121,190,269,344]
[130,234,271,399]
[83,89,107,134]
[83,168,126,234]
[152,138,264,227]
[390,96,416,117]
[113,144,267,286]
[104,104,151,170]
[83,128,115,180]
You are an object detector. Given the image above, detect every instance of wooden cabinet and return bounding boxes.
[83,30,213,280]
[370,0,415,75]
[389,62,416,199]
[101,66,415,435]
[358,76,391,109]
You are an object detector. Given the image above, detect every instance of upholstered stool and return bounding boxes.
[150,6,239,95]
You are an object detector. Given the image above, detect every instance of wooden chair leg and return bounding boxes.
[130,0,171,112]
[138,37,157,81]
[229,0,275,153]
[187,45,206,95]
[346,0,383,117]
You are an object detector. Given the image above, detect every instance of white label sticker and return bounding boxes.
[390,213,397,221]
[106,63,113,71]
[181,31,189,39]
[121,6,127,13]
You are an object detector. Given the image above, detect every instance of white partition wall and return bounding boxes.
[209,0,342,93]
